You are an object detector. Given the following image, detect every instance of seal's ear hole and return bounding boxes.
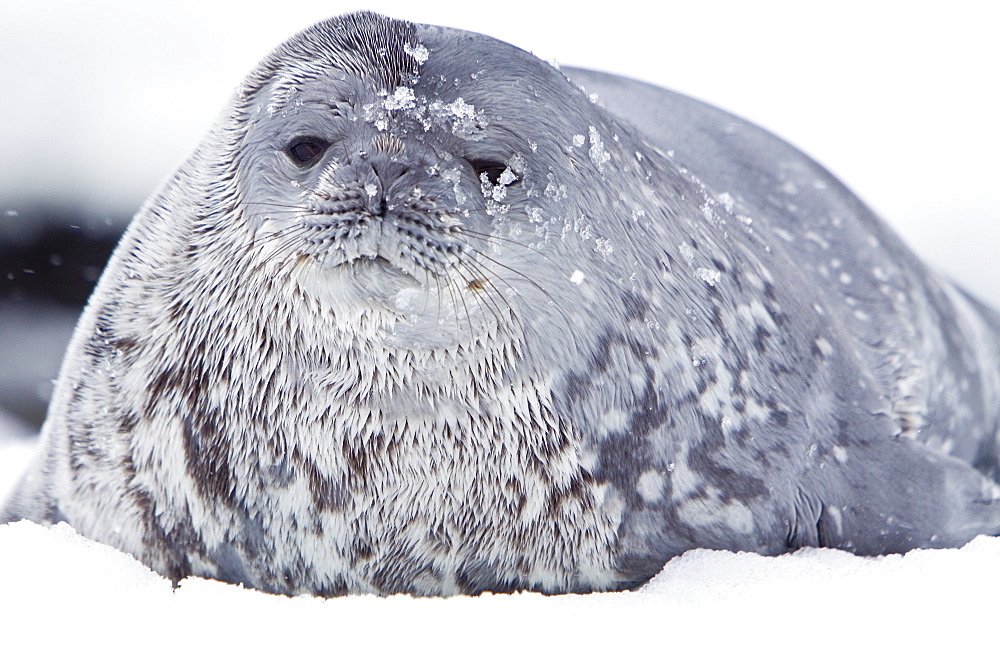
[285,136,331,168]
[469,159,519,188]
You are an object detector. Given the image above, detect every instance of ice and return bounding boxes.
[403,42,429,64]
[594,237,613,259]
[480,172,511,217]
[543,175,568,202]
[440,167,467,205]
[587,126,611,173]
[507,153,527,176]
[363,91,488,140]
[383,86,417,111]
[716,192,735,214]
[695,267,721,286]
[678,242,695,265]
[432,98,489,139]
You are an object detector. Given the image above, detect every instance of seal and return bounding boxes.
[4,11,1000,596]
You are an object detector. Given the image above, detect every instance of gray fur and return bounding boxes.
[3,12,1000,595]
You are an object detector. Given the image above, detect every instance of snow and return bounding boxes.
[1,1,998,661]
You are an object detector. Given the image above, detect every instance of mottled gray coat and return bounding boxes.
[3,12,1000,595]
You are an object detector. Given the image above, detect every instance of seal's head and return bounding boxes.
[177,11,671,354]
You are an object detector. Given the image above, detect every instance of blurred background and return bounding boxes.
[1,0,997,430]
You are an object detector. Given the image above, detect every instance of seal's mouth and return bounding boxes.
[326,251,422,286]
[325,252,425,298]
[311,219,466,293]
[348,254,420,283]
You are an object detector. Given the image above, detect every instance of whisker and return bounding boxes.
[453,253,519,329]
[459,245,577,335]
[452,227,551,262]
[448,261,512,340]
[462,246,558,305]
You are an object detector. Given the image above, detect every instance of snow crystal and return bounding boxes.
[588,126,610,173]
[362,90,488,140]
[431,97,489,139]
[481,173,506,201]
[570,270,585,284]
[441,167,466,205]
[678,242,695,265]
[480,170,511,217]
[595,237,614,259]
[498,167,518,187]
[717,192,735,215]
[508,153,527,177]
[695,267,721,286]
[544,174,568,201]
[363,101,389,131]
[403,42,429,64]
[383,86,417,111]
[572,134,585,148]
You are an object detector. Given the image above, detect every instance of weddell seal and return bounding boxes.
[3,12,1000,596]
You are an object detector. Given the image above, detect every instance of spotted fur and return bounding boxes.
[4,12,1000,595]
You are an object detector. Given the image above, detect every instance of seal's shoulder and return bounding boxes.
[561,67,864,229]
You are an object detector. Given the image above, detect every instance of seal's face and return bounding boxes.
[232,17,625,350]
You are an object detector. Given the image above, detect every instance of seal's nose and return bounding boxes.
[341,133,415,216]
[367,158,412,215]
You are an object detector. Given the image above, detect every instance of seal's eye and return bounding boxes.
[285,136,331,168]
[470,159,519,187]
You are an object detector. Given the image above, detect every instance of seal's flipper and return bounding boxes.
[792,440,1000,554]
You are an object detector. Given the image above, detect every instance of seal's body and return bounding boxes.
[4,13,1000,595]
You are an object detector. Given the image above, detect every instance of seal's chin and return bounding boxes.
[294,253,491,349]
[308,253,423,305]
[341,255,423,289]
